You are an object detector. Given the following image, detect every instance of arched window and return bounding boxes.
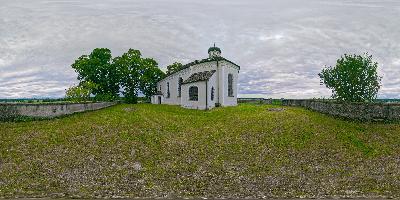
[211,87,215,101]
[189,86,198,101]
[178,77,183,97]
[228,74,234,97]
[167,82,170,98]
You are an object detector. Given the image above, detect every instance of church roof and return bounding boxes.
[165,56,239,78]
[208,46,221,53]
[182,70,216,84]
[185,56,240,70]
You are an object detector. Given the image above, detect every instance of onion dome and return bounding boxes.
[208,44,222,58]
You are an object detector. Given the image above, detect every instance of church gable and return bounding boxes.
[182,70,216,84]
[151,45,239,110]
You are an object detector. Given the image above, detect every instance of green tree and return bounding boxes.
[114,49,165,103]
[65,81,98,102]
[113,49,142,103]
[71,48,165,104]
[140,58,165,99]
[319,53,382,102]
[166,62,183,75]
[71,48,120,100]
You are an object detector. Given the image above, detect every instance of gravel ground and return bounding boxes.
[0,104,399,199]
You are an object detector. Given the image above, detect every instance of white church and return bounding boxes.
[151,45,240,110]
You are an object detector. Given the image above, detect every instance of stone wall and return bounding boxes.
[0,102,117,121]
[282,99,400,121]
[238,98,273,104]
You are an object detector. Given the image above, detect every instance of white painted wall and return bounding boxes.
[152,57,240,110]
[206,73,218,109]
[157,61,218,106]
[151,95,164,104]
[220,60,239,106]
[181,81,207,110]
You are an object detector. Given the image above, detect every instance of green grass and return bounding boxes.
[1,103,400,198]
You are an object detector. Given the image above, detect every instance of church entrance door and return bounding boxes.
[158,96,162,104]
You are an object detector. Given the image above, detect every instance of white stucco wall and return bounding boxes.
[151,95,163,104]
[220,60,239,106]
[151,57,240,110]
[206,73,218,109]
[156,61,219,106]
[181,81,207,110]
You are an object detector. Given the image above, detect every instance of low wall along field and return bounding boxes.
[0,102,117,121]
[282,99,400,121]
[238,98,273,104]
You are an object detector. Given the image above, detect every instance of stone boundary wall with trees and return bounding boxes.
[238,98,273,104]
[0,102,117,121]
[282,99,400,121]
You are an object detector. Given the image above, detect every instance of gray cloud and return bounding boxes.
[0,0,400,99]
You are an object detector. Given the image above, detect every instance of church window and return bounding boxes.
[228,74,234,97]
[167,82,170,98]
[178,77,183,97]
[189,86,198,101]
[211,87,215,101]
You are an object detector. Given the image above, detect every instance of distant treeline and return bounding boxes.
[237,98,400,104]
[374,99,400,103]
[2,98,399,104]
[0,98,66,103]
[0,97,150,103]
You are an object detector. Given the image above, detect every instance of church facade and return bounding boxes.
[150,46,240,110]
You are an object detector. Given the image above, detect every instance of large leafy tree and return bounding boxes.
[114,49,165,103]
[71,48,165,103]
[166,62,183,75]
[140,58,165,99]
[319,53,382,102]
[113,49,143,103]
[71,48,120,100]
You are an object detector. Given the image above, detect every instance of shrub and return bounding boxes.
[65,81,98,102]
[319,53,382,102]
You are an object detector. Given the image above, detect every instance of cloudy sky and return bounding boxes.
[1,0,400,99]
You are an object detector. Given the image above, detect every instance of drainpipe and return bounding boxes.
[205,81,208,110]
[216,60,219,106]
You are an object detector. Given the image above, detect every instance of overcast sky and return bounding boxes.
[1,0,400,99]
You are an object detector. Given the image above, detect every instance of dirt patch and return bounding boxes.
[123,107,136,112]
[267,108,285,112]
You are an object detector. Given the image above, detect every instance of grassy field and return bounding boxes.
[1,103,400,198]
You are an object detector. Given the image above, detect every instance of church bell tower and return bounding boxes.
[208,43,221,58]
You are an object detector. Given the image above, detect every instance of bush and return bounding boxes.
[65,81,98,102]
[319,53,382,102]
[94,93,116,102]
